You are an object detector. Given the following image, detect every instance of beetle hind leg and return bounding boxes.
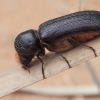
[80,43,97,57]
[68,37,97,57]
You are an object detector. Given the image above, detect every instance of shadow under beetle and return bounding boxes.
[14,10,100,79]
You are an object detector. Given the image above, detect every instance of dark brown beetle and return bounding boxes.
[14,10,100,79]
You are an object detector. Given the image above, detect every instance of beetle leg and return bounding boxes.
[68,37,97,57]
[57,53,72,68]
[36,55,45,79]
[43,42,72,69]
[42,42,54,51]
[80,43,97,57]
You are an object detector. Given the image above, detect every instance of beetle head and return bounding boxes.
[14,29,45,66]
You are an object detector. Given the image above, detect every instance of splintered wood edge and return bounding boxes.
[0,37,100,98]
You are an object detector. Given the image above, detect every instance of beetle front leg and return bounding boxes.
[36,54,45,79]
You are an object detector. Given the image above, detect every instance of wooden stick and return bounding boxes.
[0,37,100,98]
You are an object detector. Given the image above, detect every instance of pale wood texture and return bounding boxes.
[0,36,100,98]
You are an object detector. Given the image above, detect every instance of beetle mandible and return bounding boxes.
[14,10,100,79]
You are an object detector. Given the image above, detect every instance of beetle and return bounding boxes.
[14,10,100,79]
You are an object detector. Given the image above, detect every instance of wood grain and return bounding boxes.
[0,36,100,98]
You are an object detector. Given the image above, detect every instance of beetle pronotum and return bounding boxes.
[14,10,100,79]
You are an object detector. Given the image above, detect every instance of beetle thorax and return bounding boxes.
[14,29,44,56]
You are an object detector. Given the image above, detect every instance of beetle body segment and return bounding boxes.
[14,10,100,77]
[41,31,100,52]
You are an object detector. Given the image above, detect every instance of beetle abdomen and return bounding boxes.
[45,36,73,52]
[38,10,100,42]
[43,31,100,52]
